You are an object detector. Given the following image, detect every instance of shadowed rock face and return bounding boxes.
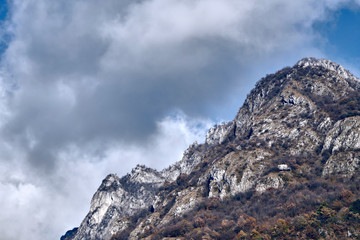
[62,58,360,240]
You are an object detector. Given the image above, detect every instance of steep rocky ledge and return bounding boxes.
[62,58,360,240]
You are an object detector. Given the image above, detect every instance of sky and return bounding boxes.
[0,0,359,239]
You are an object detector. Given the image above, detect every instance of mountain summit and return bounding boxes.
[62,58,360,240]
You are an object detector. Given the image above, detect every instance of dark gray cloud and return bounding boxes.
[0,0,360,239]
[1,0,320,169]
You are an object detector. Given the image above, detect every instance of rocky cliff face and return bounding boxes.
[67,166,166,240]
[62,58,360,240]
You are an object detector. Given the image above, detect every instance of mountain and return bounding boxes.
[61,58,360,240]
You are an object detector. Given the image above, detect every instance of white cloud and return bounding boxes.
[0,111,212,239]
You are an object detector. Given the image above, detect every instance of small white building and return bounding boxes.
[278,164,291,171]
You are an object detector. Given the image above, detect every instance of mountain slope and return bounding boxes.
[62,58,360,240]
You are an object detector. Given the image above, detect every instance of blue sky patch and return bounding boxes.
[0,0,9,56]
[314,7,360,69]
[0,0,7,20]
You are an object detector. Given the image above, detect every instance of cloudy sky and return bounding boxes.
[0,0,360,239]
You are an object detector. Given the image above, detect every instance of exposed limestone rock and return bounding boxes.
[128,165,165,185]
[296,57,359,83]
[205,121,235,146]
[255,174,284,193]
[208,150,271,199]
[317,117,333,133]
[167,187,203,219]
[323,116,360,153]
[71,166,166,240]
[322,152,360,178]
[72,174,126,240]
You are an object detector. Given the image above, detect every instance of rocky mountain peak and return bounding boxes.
[127,164,165,185]
[97,174,120,191]
[62,58,360,240]
[296,57,355,79]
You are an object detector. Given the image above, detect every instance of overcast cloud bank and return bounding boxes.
[0,0,360,239]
